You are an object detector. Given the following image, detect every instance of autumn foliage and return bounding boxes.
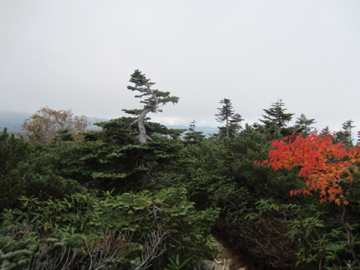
[258,132,360,206]
[22,107,88,145]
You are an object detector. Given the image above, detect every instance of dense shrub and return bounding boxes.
[0,188,219,270]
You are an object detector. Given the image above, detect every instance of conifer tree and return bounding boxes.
[123,70,179,144]
[215,98,237,138]
[183,120,205,144]
[258,99,294,135]
[295,113,316,133]
[343,119,355,139]
[229,113,244,136]
[334,119,356,146]
[320,126,330,136]
[0,128,29,209]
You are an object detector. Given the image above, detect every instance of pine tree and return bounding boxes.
[334,119,356,146]
[343,119,355,138]
[215,98,236,138]
[229,113,244,136]
[183,120,205,144]
[123,70,179,144]
[295,113,316,133]
[0,128,30,209]
[320,126,330,136]
[258,99,294,135]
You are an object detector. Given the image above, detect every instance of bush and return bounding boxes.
[0,188,219,269]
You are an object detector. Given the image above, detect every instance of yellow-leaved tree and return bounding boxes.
[22,107,89,145]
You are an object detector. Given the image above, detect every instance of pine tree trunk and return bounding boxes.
[137,108,152,144]
[226,118,229,138]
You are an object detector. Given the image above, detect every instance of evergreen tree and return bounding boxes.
[334,119,356,146]
[343,119,355,145]
[64,117,187,191]
[183,120,205,144]
[229,113,244,136]
[0,128,30,210]
[123,70,179,144]
[215,98,239,138]
[320,126,330,136]
[0,128,83,210]
[258,99,294,135]
[295,113,316,133]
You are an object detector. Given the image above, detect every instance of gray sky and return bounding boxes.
[1,0,360,133]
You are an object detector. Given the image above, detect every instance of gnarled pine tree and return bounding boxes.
[123,70,179,144]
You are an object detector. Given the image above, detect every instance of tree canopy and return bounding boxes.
[22,107,88,145]
[215,98,243,138]
[258,99,294,135]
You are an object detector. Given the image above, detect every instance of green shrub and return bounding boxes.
[0,188,219,269]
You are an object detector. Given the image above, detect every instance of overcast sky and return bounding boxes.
[1,1,359,133]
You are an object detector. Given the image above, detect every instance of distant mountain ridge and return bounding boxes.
[0,111,30,133]
[0,111,218,136]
